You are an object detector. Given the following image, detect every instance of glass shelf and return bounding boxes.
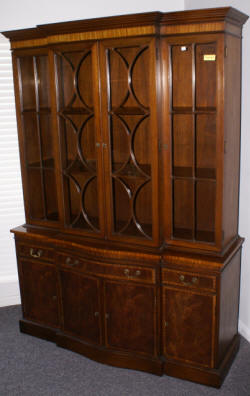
[170,42,217,244]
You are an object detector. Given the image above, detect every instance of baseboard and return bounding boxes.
[0,278,21,307]
[239,320,250,343]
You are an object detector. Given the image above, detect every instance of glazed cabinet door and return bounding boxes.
[99,37,160,246]
[104,280,157,356]
[18,259,59,328]
[161,35,224,250]
[162,286,216,368]
[13,49,60,226]
[53,42,105,236]
[59,269,102,345]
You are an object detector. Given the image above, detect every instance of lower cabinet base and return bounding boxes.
[19,319,240,387]
[20,319,58,343]
[164,335,240,388]
[56,332,163,376]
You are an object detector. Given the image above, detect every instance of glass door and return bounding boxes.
[54,42,105,236]
[16,50,59,224]
[99,38,159,246]
[168,39,219,245]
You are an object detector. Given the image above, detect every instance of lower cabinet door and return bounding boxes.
[19,259,59,328]
[59,270,101,345]
[104,280,157,356]
[162,286,216,368]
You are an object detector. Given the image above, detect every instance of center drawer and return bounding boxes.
[57,252,156,284]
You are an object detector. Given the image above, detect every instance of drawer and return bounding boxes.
[58,253,156,284]
[162,268,216,291]
[16,243,54,263]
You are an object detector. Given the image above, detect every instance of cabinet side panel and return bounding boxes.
[222,35,241,247]
[218,249,241,364]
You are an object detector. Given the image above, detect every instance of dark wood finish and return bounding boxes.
[164,335,240,388]
[5,7,248,388]
[162,268,216,291]
[222,34,242,248]
[99,37,159,246]
[56,331,163,375]
[59,269,102,345]
[218,250,241,364]
[20,319,58,342]
[16,242,54,262]
[18,259,59,328]
[162,286,216,368]
[104,280,157,356]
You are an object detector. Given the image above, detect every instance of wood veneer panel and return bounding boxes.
[59,270,102,345]
[217,250,241,364]
[163,286,215,368]
[222,34,241,248]
[104,280,157,356]
[19,259,59,328]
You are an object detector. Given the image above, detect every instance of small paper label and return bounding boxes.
[203,54,216,61]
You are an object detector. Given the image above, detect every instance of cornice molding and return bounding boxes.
[2,7,248,42]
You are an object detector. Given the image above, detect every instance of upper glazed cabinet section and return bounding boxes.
[169,39,219,245]
[2,7,248,251]
[14,49,59,224]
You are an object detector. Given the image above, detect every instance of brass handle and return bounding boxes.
[66,257,79,267]
[105,313,110,319]
[124,269,130,276]
[179,274,199,286]
[52,295,57,301]
[94,312,99,317]
[135,270,141,277]
[30,248,43,258]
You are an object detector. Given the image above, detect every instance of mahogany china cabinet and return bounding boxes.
[2,6,248,387]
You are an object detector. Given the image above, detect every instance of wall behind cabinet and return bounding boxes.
[0,0,184,30]
[185,0,250,343]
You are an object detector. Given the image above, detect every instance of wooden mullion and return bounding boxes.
[33,55,47,220]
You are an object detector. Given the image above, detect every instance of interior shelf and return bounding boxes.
[27,158,55,169]
[173,167,216,180]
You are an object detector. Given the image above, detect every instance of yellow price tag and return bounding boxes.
[203,54,216,61]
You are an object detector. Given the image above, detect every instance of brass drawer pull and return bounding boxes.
[124,269,130,276]
[52,295,57,301]
[30,248,43,258]
[179,274,199,287]
[65,257,79,266]
[135,270,141,277]
[94,312,99,317]
[105,313,110,319]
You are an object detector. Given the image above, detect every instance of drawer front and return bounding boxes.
[58,253,156,284]
[162,268,216,291]
[16,243,54,263]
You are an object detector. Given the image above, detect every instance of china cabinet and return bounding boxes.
[2,6,248,387]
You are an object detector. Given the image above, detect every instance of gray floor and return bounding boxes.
[0,305,250,396]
